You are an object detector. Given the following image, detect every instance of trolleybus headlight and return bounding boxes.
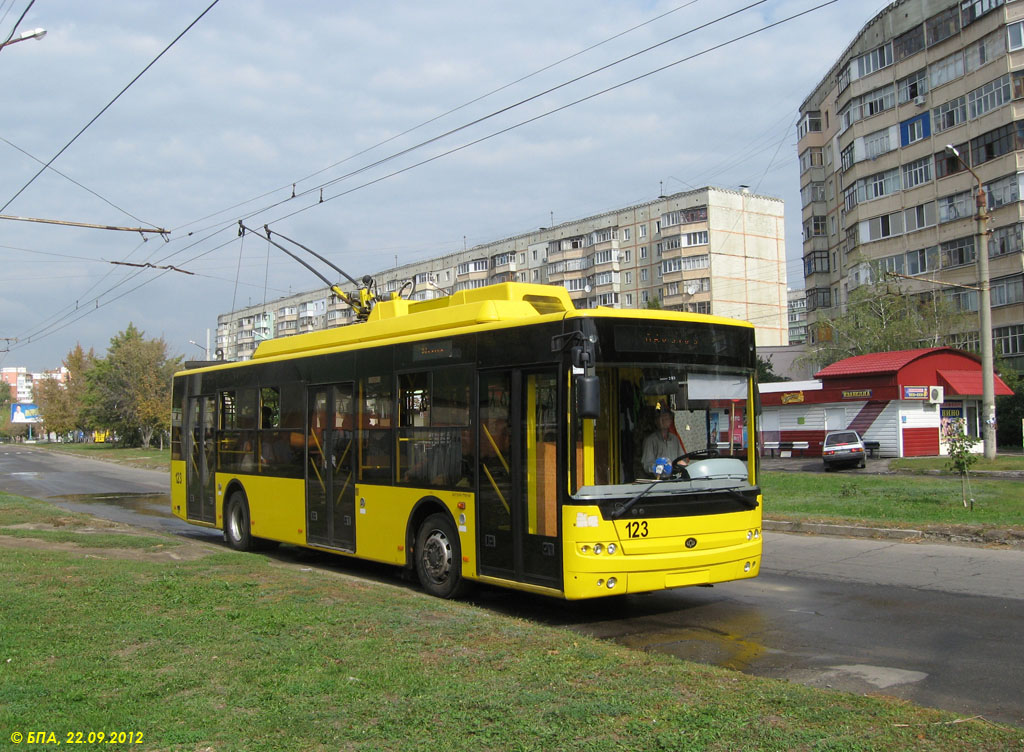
[581,544,590,554]
[747,530,753,540]
[606,577,617,589]
[744,561,752,572]
[596,579,605,587]
[607,543,616,554]
[754,529,760,539]
[593,543,604,555]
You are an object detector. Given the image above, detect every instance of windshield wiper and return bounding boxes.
[610,484,759,519]
[609,480,661,520]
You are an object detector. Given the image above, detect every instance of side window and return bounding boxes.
[218,389,257,473]
[397,368,472,488]
[360,376,394,483]
[257,384,303,478]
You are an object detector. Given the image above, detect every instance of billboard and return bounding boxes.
[10,403,41,423]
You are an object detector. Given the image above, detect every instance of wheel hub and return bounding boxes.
[422,530,451,582]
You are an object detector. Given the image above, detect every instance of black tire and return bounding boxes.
[224,492,253,551]
[858,459,866,469]
[414,513,468,599]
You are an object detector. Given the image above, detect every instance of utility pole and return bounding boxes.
[945,144,996,460]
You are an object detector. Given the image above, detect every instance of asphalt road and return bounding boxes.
[2,444,1022,726]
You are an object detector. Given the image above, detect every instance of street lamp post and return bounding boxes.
[0,27,47,52]
[945,144,997,460]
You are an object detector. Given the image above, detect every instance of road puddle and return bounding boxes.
[53,492,173,518]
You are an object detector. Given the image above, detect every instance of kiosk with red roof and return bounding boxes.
[758,348,1013,458]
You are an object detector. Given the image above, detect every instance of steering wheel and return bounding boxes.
[669,449,719,477]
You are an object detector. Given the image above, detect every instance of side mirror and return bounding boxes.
[577,375,600,419]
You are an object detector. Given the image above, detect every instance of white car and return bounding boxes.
[822,430,866,470]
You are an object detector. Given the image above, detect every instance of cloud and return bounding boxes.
[0,0,869,369]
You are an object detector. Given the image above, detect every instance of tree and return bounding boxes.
[86,324,181,448]
[756,354,781,383]
[943,418,980,509]
[800,277,972,371]
[35,344,95,440]
[995,362,1023,449]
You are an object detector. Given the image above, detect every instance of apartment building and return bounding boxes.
[797,0,1024,372]
[215,187,787,361]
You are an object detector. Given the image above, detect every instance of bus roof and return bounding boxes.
[180,282,753,374]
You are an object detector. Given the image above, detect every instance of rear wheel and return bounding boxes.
[415,513,468,599]
[224,492,253,551]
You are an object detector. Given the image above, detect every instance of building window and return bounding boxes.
[989,223,1023,257]
[639,246,648,259]
[994,324,1024,355]
[840,144,855,172]
[898,69,928,103]
[799,147,824,173]
[938,191,972,223]
[903,156,933,189]
[940,236,976,267]
[804,251,829,275]
[961,0,1004,26]
[901,114,930,146]
[640,268,648,282]
[894,24,926,60]
[856,42,893,77]
[929,51,965,89]
[933,96,967,133]
[946,288,979,312]
[804,216,827,238]
[985,174,1020,210]
[990,274,1024,307]
[926,6,960,47]
[856,168,900,203]
[906,246,939,275]
[968,74,1011,120]
[797,111,822,139]
[863,128,892,159]
[1010,20,1024,51]
[639,225,647,238]
[622,227,631,241]
[904,201,936,233]
[934,145,967,178]
[965,28,1006,73]
[970,122,1023,166]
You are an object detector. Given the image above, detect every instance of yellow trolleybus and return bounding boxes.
[171,282,762,599]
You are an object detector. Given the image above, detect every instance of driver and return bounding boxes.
[641,409,688,476]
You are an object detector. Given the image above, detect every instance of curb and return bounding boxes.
[764,519,920,541]
[764,519,1024,548]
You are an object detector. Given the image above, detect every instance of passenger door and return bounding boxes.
[306,384,356,551]
[186,395,216,523]
[477,368,561,588]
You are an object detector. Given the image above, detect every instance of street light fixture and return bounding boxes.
[944,144,997,460]
[0,27,47,51]
[188,340,208,359]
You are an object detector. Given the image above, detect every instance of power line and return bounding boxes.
[7,0,838,353]
[0,0,221,214]
[170,0,771,244]
[0,135,156,226]
[170,0,708,236]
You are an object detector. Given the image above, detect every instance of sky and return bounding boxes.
[0,0,882,371]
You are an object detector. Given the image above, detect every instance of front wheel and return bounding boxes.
[414,513,469,599]
[224,492,253,551]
